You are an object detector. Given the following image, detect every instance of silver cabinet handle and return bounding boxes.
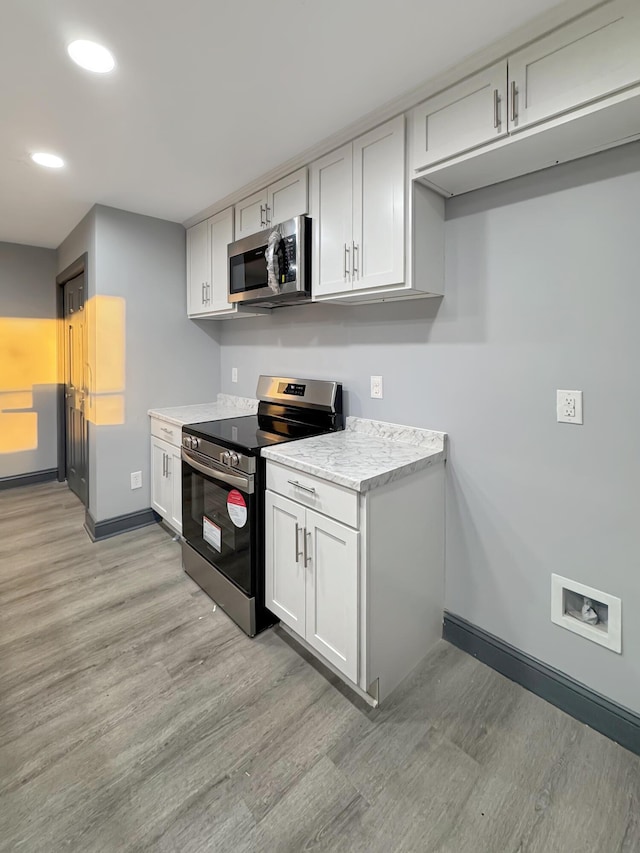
[265,205,271,227]
[206,282,211,303]
[352,242,359,278]
[295,522,303,563]
[160,426,173,435]
[260,204,265,228]
[287,479,316,495]
[510,80,517,123]
[305,529,312,567]
[344,243,350,279]
[493,88,499,129]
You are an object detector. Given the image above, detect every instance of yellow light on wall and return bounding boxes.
[0,318,57,455]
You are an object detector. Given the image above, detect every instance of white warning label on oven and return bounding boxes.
[203,515,221,551]
[227,489,247,528]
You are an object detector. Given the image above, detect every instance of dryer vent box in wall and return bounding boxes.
[551,574,621,653]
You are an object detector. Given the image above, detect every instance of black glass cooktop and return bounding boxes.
[184,415,328,453]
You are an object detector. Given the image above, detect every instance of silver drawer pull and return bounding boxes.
[288,479,316,495]
[161,426,173,434]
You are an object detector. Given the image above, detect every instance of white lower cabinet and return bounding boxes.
[265,492,306,634]
[304,508,359,682]
[265,491,359,682]
[265,459,445,704]
[150,418,182,534]
[151,437,172,519]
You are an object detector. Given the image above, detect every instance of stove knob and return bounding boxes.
[222,450,231,464]
[229,452,240,467]
[190,436,200,450]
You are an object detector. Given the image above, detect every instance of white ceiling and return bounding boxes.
[1,0,566,249]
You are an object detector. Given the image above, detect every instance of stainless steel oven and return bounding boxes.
[181,440,261,633]
[181,375,343,637]
[228,215,311,307]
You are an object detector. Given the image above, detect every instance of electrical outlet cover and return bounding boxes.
[370,375,383,399]
[557,390,583,424]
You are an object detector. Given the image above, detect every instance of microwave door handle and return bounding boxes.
[182,448,253,492]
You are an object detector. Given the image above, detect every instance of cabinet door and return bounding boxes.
[305,509,359,683]
[168,446,182,534]
[265,491,307,635]
[267,167,308,225]
[207,207,235,314]
[352,115,405,292]
[411,62,508,169]
[509,0,640,131]
[234,188,268,239]
[186,220,210,316]
[310,143,353,297]
[150,437,171,520]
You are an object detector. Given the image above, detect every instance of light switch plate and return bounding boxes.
[130,471,142,490]
[232,367,238,383]
[557,390,583,424]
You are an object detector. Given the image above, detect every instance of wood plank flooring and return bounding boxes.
[1,481,639,852]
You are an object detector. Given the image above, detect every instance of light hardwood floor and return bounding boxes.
[1,481,638,852]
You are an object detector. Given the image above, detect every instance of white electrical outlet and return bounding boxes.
[370,375,383,399]
[130,471,142,490]
[557,390,583,424]
[232,367,238,383]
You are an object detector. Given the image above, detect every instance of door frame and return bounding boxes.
[56,253,89,498]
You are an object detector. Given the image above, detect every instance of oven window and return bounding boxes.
[230,246,268,294]
[182,462,254,595]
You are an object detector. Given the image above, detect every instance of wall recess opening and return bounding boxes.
[551,574,621,653]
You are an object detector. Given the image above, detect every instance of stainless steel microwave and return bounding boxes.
[228,215,311,307]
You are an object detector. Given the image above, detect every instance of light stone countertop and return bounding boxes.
[148,394,258,427]
[262,416,447,493]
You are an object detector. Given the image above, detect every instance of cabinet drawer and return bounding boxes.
[150,418,181,447]
[266,462,358,528]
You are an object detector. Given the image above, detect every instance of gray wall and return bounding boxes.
[57,205,221,522]
[0,242,57,478]
[91,206,220,521]
[218,142,640,714]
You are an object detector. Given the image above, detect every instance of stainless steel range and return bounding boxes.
[181,376,343,636]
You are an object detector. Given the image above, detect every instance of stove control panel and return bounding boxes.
[183,436,200,451]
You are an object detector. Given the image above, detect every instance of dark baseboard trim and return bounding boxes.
[0,468,58,491]
[84,508,159,542]
[443,611,640,757]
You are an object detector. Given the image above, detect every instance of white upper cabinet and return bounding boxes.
[186,219,209,315]
[186,206,257,319]
[267,167,308,225]
[235,189,268,240]
[353,117,405,292]
[310,116,406,300]
[508,0,640,131]
[310,144,353,298]
[206,207,235,315]
[235,168,308,239]
[411,62,508,172]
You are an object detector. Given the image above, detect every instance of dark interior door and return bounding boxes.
[63,273,88,505]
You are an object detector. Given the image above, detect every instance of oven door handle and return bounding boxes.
[182,449,254,494]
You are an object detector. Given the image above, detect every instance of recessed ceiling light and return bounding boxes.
[67,39,115,73]
[31,152,65,169]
